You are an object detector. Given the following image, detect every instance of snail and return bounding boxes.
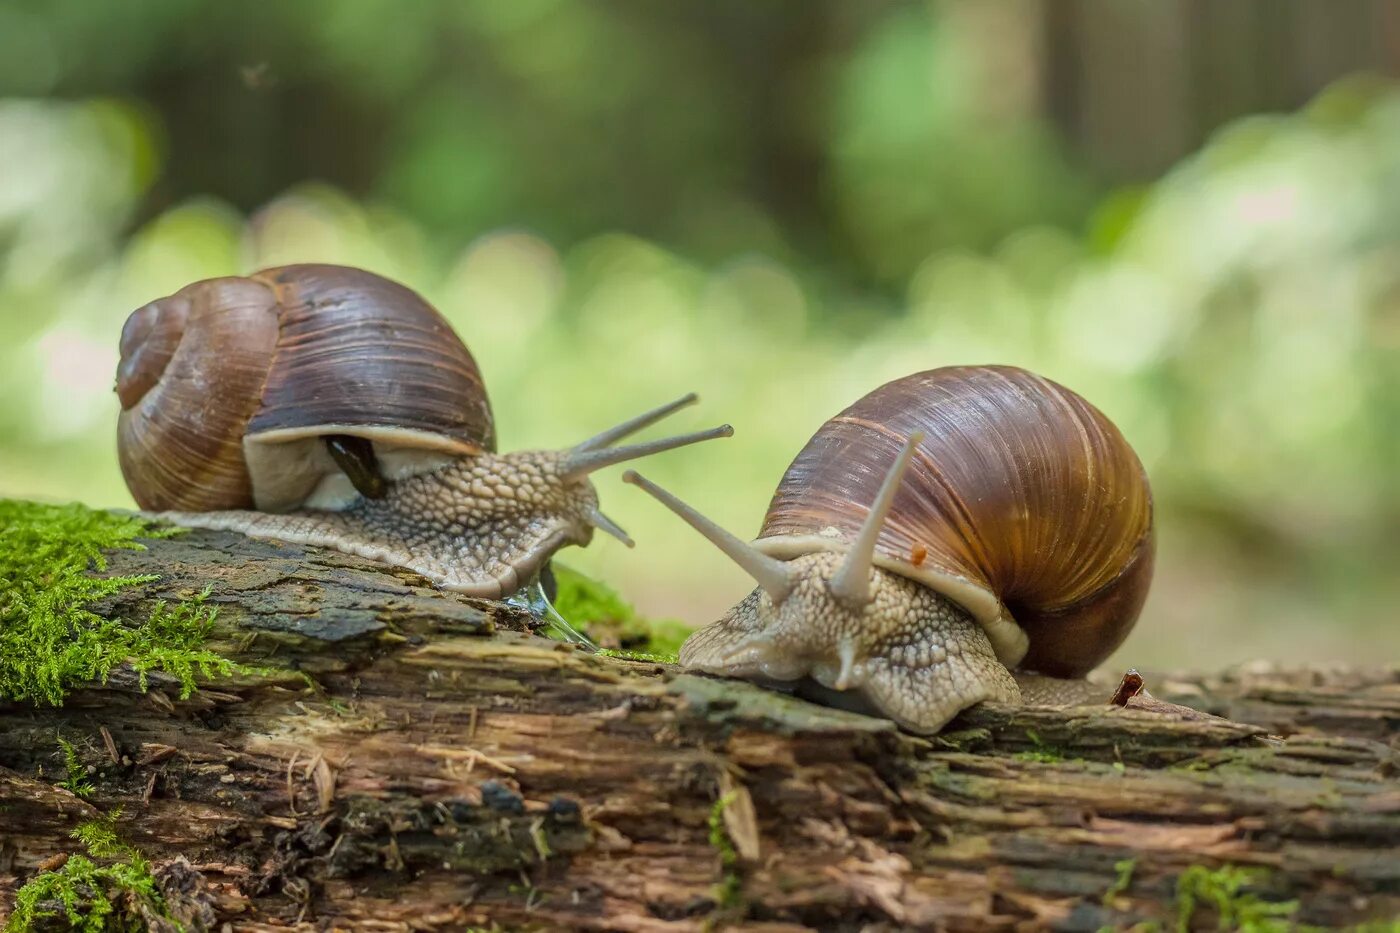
[624,365,1153,733]
[115,263,730,598]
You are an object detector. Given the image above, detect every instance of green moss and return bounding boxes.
[1173,865,1299,933]
[707,792,743,909]
[551,564,692,662]
[1013,728,1076,764]
[593,647,676,664]
[934,727,992,751]
[1014,748,1067,764]
[551,564,634,626]
[0,500,242,706]
[6,813,176,932]
[56,737,94,799]
[1102,858,1136,905]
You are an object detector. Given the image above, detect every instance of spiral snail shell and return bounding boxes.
[625,365,1153,733]
[116,263,730,597]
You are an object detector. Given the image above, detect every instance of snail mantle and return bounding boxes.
[0,521,1396,931]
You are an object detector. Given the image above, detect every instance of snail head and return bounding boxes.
[625,432,1019,732]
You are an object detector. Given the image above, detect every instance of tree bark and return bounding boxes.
[0,528,1396,931]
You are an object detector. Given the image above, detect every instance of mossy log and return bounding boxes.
[0,527,1396,931]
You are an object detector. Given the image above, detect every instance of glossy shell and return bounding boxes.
[756,366,1154,677]
[117,264,493,513]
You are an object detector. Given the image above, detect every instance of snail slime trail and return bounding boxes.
[115,264,731,600]
[504,568,597,648]
[627,365,1154,734]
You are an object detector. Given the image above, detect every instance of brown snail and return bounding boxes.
[115,263,730,597]
[625,365,1153,733]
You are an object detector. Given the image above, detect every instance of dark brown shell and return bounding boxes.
[757,366,1154,677]
[243,265,494,449]
[116,264,493,511]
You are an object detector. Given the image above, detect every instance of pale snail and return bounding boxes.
[115,263,730,598]
[625,366,1154,733]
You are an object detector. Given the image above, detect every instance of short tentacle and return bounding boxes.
[585,508,635,548]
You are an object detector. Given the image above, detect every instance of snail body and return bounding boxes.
[626,366,1153,733]
[116,264,729,597]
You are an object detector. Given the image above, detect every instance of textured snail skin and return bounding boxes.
[1011,671,1108,707]
[680,553,1019,733]
[153,451,598,599]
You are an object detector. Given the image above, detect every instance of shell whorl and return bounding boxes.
[116,264,495,513]
[117,277,282,511]
[757,365,1154,678]
[116,295,188,410]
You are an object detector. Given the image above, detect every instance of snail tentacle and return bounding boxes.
[560,425,733,478]
[584,508,634,548]
[572,393,699,453]
[623,471,796,605]
[828,431,924,608]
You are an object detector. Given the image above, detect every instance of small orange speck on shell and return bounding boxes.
[910,544,928,566]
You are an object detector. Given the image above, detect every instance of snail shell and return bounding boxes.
[755,365,1155,676]
[116,264,493,513]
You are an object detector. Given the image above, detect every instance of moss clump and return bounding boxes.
[56,737,94,799]
[1016,728,1071,764]
[707,792,743,909]
[1173,864,1298,933]
[1102,857,1136,905]
[0,500,240,706]
[593,647,680,664]
[1014,748,1067,764]
[6,813,174,932]
[551,564,692,661]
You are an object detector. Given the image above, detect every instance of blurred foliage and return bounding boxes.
[0,3,1396,667]
[553,564,690,660]
[0,1,1094,280]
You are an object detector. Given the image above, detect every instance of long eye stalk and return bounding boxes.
[623,471,795,604]
[561,425,733,478]
[572,393,700,453]
[827,431,925,608]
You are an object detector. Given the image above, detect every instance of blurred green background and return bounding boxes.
[1,1,1397,669]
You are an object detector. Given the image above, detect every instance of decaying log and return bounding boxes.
[0,528,1396,931]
